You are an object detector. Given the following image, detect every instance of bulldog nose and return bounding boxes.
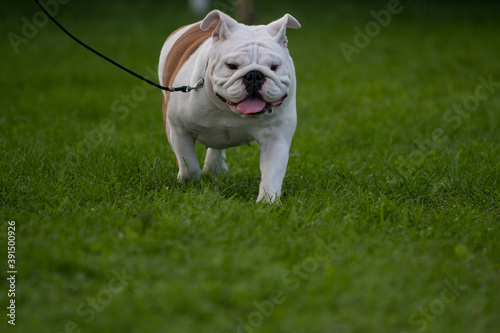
[243,70,265,93]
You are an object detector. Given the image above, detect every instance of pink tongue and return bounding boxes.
[236,95,267,114]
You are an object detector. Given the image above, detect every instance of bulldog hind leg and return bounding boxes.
[203,148,228,176]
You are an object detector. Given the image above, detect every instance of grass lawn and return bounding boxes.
[1,0,499,332]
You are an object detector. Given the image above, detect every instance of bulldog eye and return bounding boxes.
[226,63,238,70]
[270,64,279,71]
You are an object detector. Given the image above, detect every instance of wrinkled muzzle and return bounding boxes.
[216,69,290,115]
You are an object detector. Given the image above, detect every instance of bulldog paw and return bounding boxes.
[177,169,201,183]
[256,190,281,204]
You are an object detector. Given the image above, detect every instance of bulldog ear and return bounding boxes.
[266,14,301,47]
[200,10,240,42]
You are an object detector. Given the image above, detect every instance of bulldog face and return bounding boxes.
[201,11,300,116]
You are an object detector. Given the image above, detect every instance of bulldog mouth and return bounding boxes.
[216,93,287,115]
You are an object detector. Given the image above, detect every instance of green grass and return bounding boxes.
[1,0,499,332]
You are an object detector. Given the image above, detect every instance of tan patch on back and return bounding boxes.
[161,21,218,133]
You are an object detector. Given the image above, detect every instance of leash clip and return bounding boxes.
[184,77,205,92]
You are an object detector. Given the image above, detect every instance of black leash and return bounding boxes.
[34,0,205,93]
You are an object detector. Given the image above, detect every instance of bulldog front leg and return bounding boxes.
[168,130,202,182]
[257,137,292,203]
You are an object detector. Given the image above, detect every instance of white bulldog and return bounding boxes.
[158,10,300,203]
